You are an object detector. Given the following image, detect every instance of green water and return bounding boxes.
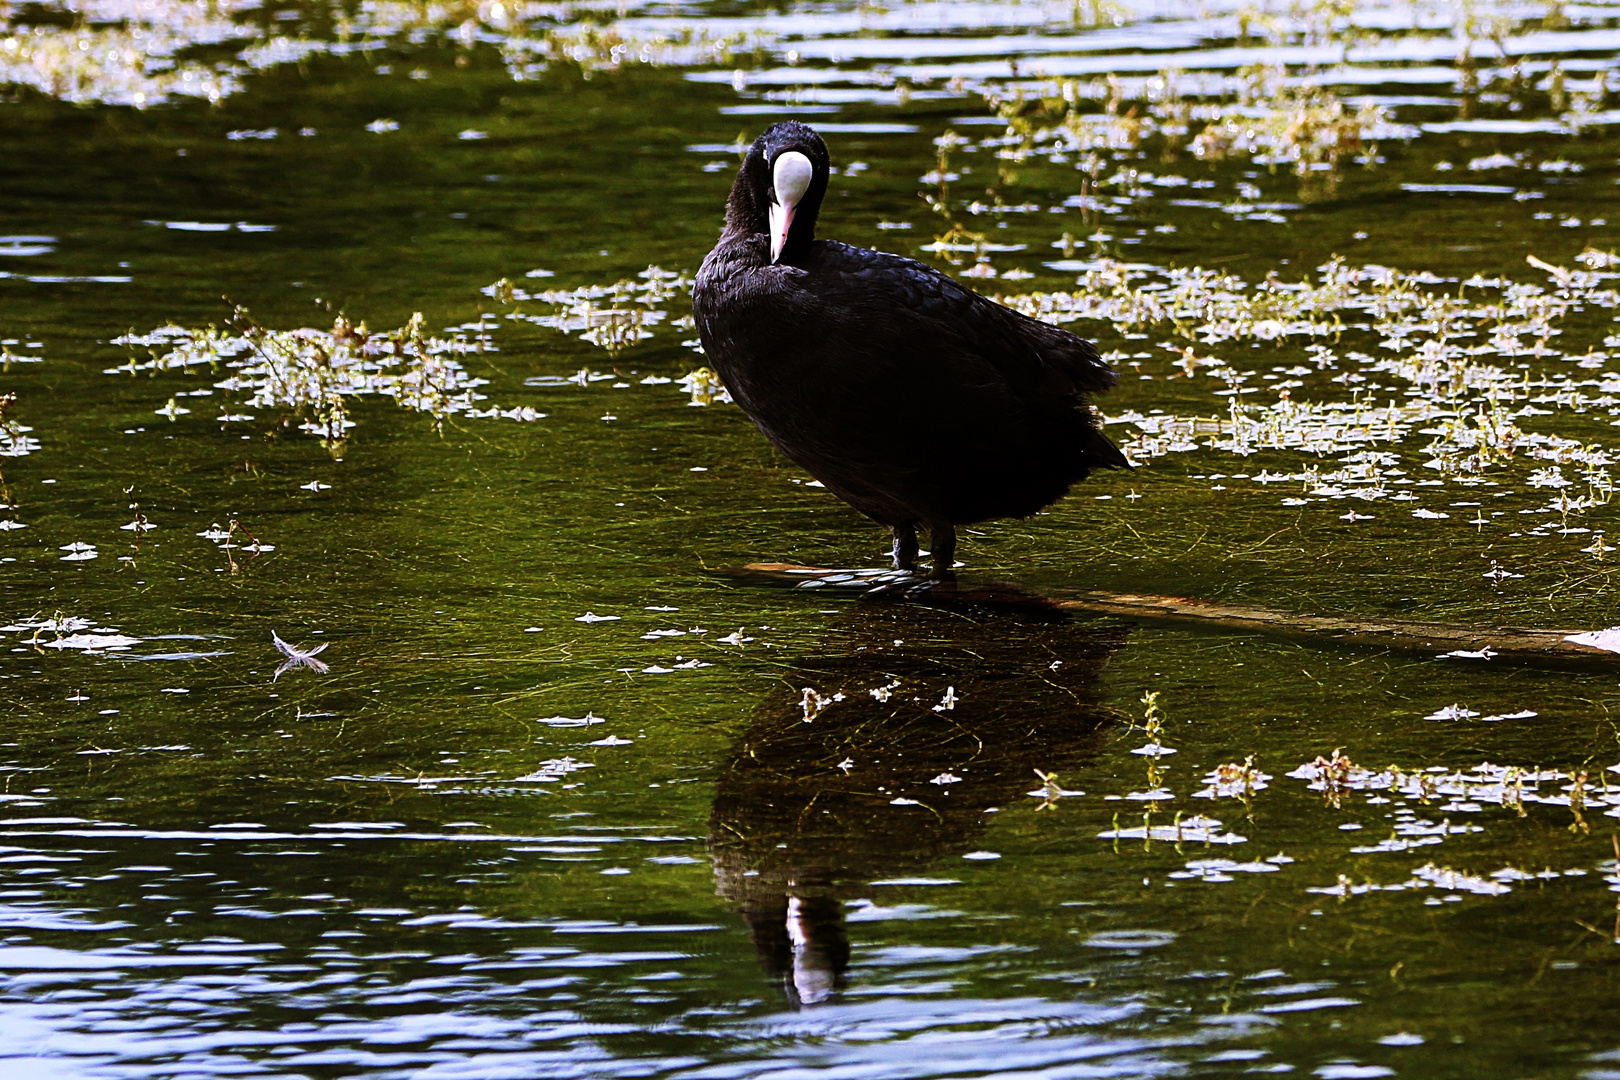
[4,2,1620,1076]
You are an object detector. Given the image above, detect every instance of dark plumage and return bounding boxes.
[693,120,1128,580]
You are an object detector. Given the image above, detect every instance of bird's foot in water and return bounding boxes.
[889,525,919,572]
[926,524,957,584]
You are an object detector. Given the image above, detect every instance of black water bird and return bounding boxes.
[693,120,1128,580]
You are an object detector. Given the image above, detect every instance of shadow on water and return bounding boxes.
[708,595,1128,1006]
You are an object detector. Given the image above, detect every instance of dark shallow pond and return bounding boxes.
[5,1,1620,1076]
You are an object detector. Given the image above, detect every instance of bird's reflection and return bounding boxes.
[710,595,1126,1006]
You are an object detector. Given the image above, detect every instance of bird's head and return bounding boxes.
[725,121,831,265]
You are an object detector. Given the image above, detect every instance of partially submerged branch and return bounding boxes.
[731,562,1615,669]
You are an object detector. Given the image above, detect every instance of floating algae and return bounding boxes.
[0,0,766,107]
[107,310,543,450]
[485,265,691,356]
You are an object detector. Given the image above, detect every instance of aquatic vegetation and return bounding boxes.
[0,613,149,653]
[511,756,594,783]
[0,393,38,459]
[799,685,833,722]
[0,0,765,106]
[0,393,28,533]
[679,367,732,406]
[1099,812,1247,846]
[1169,856,1285,881]
[1083,733,1620,909]
[1028,768,1085,808]
[0,338,43,369]
[1194,756,1271,800]
[1129,688,1172,758]
[496,18,763,79]
[107,309,541,451]
[0,0,252,107]
[196,518,274,574]
[490,266,730,404]
[486,266,691,356]
[1306,863,1526,898]
[960,0,1615,193]
[982,64,1414,190]
[1286,755,1620,836]
[999,249,1619,365]
[981,248,1620,534]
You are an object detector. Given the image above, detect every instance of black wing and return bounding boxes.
[811,241,1117,400]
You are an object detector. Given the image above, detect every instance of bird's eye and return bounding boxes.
[772,151,814,205]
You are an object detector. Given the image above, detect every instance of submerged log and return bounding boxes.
[731,562,1620,669]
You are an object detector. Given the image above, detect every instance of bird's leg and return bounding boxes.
[890,523,919,572]
[928,523,957,582]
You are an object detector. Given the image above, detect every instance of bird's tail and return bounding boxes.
[1081,414,1130,470]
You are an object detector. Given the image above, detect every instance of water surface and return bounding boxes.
[4,1,1620,1076]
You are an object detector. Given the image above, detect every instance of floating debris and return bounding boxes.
[1309,863,1515,898]
[1480,709,1538,723]
[1423,704,1481,721]
[799,686,842,722]
[1082,930,1177,949]
[1169,858,1283,882]
[37,632,141,651]
[1566,627,1620,654]
[536,714,605,728]
[1099,814,1247,846]
[1,615,92,633]
[512,757,594,782]
[271,632,329,679]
